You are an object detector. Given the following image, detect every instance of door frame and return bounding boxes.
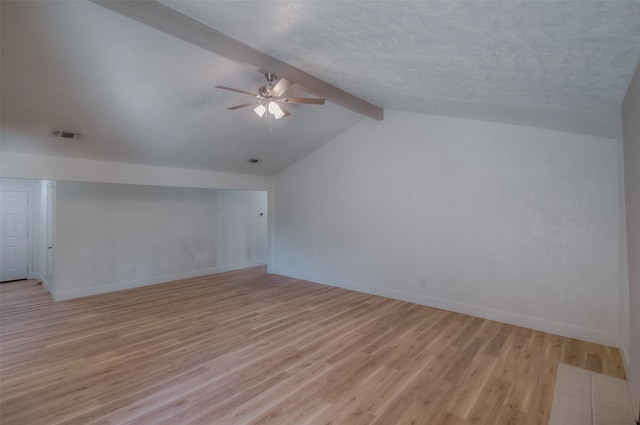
[0,179,35,280]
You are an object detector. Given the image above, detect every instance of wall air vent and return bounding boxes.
[51,129,82,139]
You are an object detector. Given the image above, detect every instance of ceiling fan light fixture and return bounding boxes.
[269,101,285,119]
[254,104,267,117]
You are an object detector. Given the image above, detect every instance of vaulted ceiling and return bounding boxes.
[2,1,640,176]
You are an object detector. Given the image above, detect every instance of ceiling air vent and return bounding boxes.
[51,129,82,139]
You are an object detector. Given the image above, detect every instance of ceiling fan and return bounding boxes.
[215,73,325,121]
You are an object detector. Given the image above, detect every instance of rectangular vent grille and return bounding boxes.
[51,129,82,139]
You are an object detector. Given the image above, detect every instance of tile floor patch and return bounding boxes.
[549,363,635,425]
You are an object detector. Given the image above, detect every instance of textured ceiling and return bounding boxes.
[161,0,640,138]
[0,1,364,176]
[2,1,640,178]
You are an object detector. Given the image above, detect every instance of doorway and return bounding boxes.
[0,191,29,282]
[0,178,54,290]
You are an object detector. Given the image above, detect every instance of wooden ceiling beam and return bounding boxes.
[90,0,384,121]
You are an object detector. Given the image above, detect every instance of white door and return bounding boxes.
[0,191,29,282]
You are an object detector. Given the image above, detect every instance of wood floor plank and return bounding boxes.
[0,267,628,425]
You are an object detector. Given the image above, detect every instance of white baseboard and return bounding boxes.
[53,260,267,301]
[271,268,620,347]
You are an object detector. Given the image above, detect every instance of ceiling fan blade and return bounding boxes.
[281,97,326,105]
[215,86,258,97]
[272,78,293,98]
[227,101,258,110]
[279,102,292,117]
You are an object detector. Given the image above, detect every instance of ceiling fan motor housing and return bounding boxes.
[258,85,273,98]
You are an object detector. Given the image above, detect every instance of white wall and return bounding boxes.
[272,110,620,346]
[622,59,640,415]
[53,182,267,300]
[34,180,52,290]
[618,135,631,381]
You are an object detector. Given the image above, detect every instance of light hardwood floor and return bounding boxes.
[0,267,626,425]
